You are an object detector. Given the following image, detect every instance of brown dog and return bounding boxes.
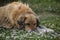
[0,2,40,32]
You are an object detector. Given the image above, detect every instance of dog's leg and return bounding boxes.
[2,22,14,29]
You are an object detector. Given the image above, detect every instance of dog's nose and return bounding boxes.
[26,28,37,33]
[32,28,37,31]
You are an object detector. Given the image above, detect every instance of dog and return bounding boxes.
[0,2,40,32]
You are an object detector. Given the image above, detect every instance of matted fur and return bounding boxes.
[0,2,39,31]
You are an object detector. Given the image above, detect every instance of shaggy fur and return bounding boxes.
[0,2,39,31]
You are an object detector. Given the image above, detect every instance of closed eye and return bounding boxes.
[33,23,37,25]
[25,23,37,26]
[25,23,30,25]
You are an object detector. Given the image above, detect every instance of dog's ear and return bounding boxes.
[17,15,26,30]
[36,18,40,27]
[36,18,43,28]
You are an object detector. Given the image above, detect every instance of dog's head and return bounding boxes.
[17,14,40,32]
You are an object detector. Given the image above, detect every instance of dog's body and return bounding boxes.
[0,2,39,32]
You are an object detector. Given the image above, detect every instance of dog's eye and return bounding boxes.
[33,23,36,25]
[33,23,37,25]
[25,23,30,25]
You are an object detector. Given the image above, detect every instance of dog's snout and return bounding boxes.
[32,28,37,31]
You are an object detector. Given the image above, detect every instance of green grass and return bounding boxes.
[40,16,60,34]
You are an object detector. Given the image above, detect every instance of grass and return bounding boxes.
[40,15,60,34]
[0,13,60,40]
